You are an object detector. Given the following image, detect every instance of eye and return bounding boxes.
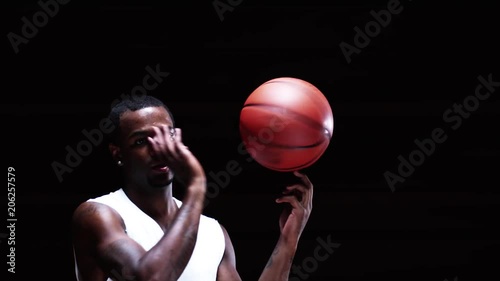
[133,138,147,147]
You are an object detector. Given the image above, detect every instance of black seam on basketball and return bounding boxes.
[242,103,326,133]
[265,148,324,171]
[259,139,325,149]
[239,123,327,149]
[240,121,327,171]
[263,79,333,138]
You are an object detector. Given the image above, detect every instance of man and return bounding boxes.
[71,96,314,281]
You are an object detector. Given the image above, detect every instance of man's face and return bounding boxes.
[118,106,175,188]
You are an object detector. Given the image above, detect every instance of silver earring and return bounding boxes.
[117,160,123,166]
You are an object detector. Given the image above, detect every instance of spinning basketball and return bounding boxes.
[239,77,334,172]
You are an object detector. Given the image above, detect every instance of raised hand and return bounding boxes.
[276,170,313,245]
[147,125,206,189]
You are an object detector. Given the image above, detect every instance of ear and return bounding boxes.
[109,143,122,163]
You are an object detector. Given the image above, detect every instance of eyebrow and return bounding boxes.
[128,130,149,139]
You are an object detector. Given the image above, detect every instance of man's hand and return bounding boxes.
[276,170,313,246]
[148,125,206,191]
[256,171,314,281]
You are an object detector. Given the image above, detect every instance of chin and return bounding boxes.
[148,174,174,189]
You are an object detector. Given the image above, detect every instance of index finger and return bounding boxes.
[293,170,313,189]
[292,170,313,209]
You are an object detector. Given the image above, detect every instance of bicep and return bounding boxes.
[72,202,146,281]
[217,224,242,281]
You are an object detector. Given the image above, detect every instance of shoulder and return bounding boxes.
[217,223,237,264]
[198,214,229,250]
[200,213,226,234]
[72,200,125,237]
[218,223,230,236]
[213,221,231,245]
[72,200,119,223]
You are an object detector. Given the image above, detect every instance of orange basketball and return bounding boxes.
[239,77,334,172]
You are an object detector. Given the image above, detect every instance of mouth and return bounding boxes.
[151,163,169,173]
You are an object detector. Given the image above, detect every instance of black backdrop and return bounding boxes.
[2,0,500,280]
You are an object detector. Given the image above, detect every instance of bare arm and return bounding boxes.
[216,171,313,281]
[258,171,313,281]
[72,189,203,281]
[216,225,243,281]
[216,225,297,281]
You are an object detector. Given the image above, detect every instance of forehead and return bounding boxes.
[120,106,173,133]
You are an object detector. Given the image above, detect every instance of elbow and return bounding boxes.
[131,266,182,281]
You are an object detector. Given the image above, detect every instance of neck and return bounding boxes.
[123,183,179,228]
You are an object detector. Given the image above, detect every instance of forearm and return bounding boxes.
[135,181,205,281]
[258,237,298,281]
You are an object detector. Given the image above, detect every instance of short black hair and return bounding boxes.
[107,95,175,144]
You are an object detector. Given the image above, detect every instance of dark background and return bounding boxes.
[2,0,500,280]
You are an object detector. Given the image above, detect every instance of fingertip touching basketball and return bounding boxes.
[239,77,334,172]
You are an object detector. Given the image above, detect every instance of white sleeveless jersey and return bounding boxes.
[74,188,225,281]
